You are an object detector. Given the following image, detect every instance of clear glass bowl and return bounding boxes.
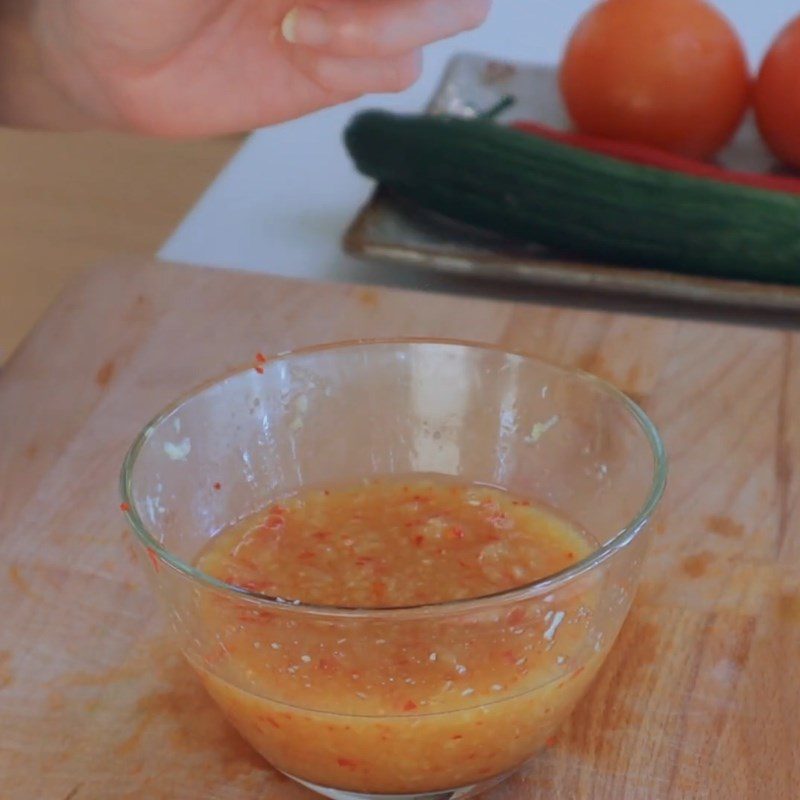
[120,339,666,800]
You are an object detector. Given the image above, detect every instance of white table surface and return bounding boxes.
[161,0,788,295]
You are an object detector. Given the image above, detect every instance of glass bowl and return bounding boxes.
[120,339,666,800]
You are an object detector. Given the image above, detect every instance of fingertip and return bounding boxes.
[292,51,423,97]
[281,7,331,47]
[464,0,492,30]
[392,50,423,92]
[281,8,299,43]
[282,0,491,59]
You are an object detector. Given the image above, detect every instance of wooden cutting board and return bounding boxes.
[0,258,797,800]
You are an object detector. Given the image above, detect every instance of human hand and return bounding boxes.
[10,0,490,134]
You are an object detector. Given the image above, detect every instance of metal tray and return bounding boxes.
[344,53,800,318]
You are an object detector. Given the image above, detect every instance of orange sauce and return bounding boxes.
[194,477,602,794]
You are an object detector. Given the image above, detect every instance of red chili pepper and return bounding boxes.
[119,502,130,512]
[510,120,800,195]
[255,352,267,364]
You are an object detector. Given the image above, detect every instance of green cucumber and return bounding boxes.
[344,110,800,284]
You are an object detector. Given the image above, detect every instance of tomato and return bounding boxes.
[559,0,750,160]
[755,16,800,169]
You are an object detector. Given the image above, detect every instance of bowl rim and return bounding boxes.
[120,337,667,619]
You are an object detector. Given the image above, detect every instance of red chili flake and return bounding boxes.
[565,551,575,559]
[572,666,586,679]
[204,646,228,667]
[318,658,338,674]
[323,489,331,496]
[212,482,221,491]
[449,526,465,540]
[237,606,274,622]
[299,550,316,560]
[372,580,387,598]
[237,579,275,596]
[355,556,373,566]
[146,548,160,573]
[313,530,331,541]
[413,535,424,547]
[506,607,526,626]
[263,514,285,529]
[451,734,464,740]
[255,352,267,364]
[263,715,281,729]
[457,559,471,569]
[546,736,559,748]
[119,502,131,512]
[402,699,417,711]
[337,757,359,768]
[501,649,516,664]
[254,365,264,374]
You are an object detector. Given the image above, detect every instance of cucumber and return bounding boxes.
[344,110,800,284]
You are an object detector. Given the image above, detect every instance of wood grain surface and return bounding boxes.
[0,130,239,363]
[0,258,797,800]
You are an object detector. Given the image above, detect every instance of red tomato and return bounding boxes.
[559,0,750,159]
[755,16,800,169]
